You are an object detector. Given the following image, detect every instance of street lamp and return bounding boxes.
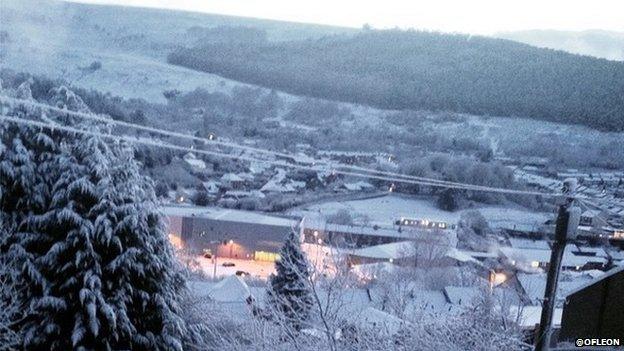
[488,270,507,290]
[208,238,232,279]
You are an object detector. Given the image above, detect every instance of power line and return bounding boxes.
[0,114,562,197]
[0,95,536,193]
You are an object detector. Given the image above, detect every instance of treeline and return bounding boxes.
[168,29,624,131]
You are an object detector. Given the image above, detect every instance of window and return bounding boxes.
[254,251,280,262]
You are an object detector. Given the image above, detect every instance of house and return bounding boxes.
[201,180,221,195]
[174,189,193,203]
[301,217,457,251]
[516,273,594,306]
[579,210,608,228]
[395,217,453,230]
[182,152,211,172]
[559,266,624,343]
[161,205,297,260]
[220,173,245,189]
[519,156,549,168]
[499,247,551,271]
[260,181,296,193]
[222,190,266,200]
[346,241,416,265]
[499,245,608,272]
[341,181,375,192]
[248,161,270,175]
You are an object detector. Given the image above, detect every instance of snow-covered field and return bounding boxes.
[0,0,350,103]
[289,194,551,229]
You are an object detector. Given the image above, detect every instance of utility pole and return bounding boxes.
[535,179,580,351]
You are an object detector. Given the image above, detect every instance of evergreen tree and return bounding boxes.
[266,231,313,329]
[0,87,187,350]
[437,188,460,211]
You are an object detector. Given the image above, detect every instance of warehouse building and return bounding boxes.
[162,205,298,262]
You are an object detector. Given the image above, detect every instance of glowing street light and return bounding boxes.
[489,270,507,289]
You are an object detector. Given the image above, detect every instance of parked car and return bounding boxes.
[235,270,250,277]
[203,252,213,259]
[222,262,236,267]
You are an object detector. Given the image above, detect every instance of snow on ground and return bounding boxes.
[1,0,306,103]
[476,207,552,230]
[289,194,552,228]
[2,42,248,102]
[194,256,276,280]
[289,195,460,226]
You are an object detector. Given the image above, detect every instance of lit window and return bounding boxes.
[254,251,280,262]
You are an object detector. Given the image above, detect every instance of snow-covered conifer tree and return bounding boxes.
[0,85,187,350]
[266,231,313,329]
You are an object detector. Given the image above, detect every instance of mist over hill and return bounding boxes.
[168,29,624,131]
[496,29,624,61]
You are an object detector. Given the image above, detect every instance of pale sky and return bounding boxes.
[68,0,624,35]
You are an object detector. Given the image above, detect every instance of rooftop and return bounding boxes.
[161,205,297,227]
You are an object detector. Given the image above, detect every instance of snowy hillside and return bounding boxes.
[0,0,354,102]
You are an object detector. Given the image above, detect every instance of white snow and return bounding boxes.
[290,194,551,229]
[348,241,415,260]
[352,307,409,335]
[161,205,297,227]
[209,275,252,303]
[508,305,563,328]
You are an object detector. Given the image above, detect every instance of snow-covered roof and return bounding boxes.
[183,152,207,170]
[202,181,220,193]
[351,307,409,335]
[290,180,307,189]
[221,173,244,182]
[509,238,550,250]
[248,161,270,174]
[348,241,415,260]
[292,153,316,164]
[564,265,624,297]
[581,210,602,217]
[343,183,362,191]
[349,262,398,280]
[260,181,295,193]
[501,245,607,269]
[443,286,480,305]
[223,190,266,199]
[608,250,624,261]
[517,273,594,304]
[563,245,608,267]
[455,249,498,260]
[508,305,562,329]
[404,290,452,314]
[499,247,552,264]
[310,222,432,240]
[444,248,484,266]
[573,245,608,258]
[209,275,252,303]
[236,172,255,181]
[161,205,297,227]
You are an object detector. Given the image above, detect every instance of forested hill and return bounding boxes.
[168,29,624,131]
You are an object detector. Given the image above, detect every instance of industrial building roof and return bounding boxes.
[161,205,298,228]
